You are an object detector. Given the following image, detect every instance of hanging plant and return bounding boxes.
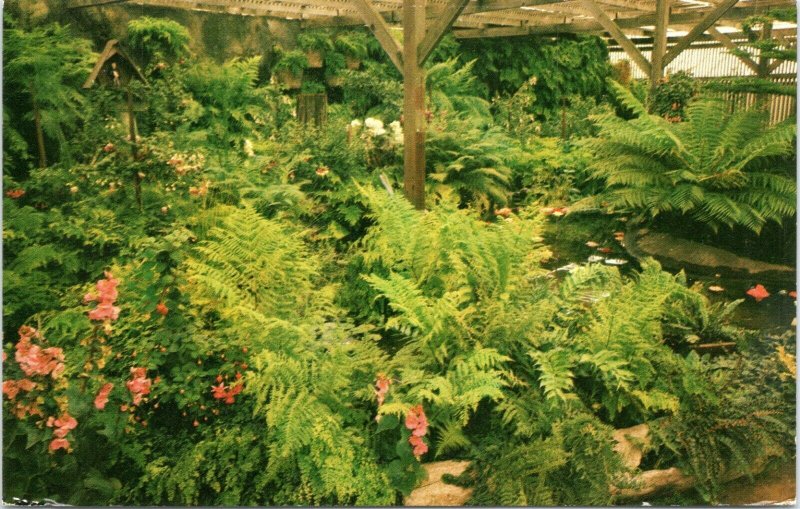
[334,31,369,69]
[324,51,347,87]
[273,50,308,89]
[297,31,334,68]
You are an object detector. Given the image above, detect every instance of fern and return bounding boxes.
[585,86,796,233]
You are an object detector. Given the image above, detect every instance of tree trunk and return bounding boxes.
[33,98,47,168]
[127,88,142,210]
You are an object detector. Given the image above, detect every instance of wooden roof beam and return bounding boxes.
[662,0,739,65]
[707,25,760,72]
[580,0,651,75]
[418,0,471,63]
[352,0,404,72]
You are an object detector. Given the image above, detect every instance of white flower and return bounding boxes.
[364,117,386,136]
[389,120,403,144]
[350,119,363,128]
[243,139,255,158]
[364,117,383,130]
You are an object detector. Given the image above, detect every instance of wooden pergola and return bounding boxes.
[69,0,796,209]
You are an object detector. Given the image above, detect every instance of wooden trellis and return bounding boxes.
[69,0,796,209]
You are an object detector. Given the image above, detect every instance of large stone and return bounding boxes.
[404,460,473,506]
[626,229,795,279]
[612,423,651,470]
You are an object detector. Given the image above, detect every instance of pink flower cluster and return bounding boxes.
[405,404,429,458]
[15,326,65,379]
[126,367,152,405]
[375,374,391,406]
[2,378,36,400]
[84,271,121,321]
[211,372,243,404]
[94,382,114,410]
[46,413,77,452]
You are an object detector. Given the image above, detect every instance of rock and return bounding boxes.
[625,230,795,279]
[612,424,651,470]
[404,460,472,506]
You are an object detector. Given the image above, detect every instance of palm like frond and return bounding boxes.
[588,84,796,233]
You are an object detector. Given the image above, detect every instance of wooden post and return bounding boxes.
[127,87,142,210]
[297,93,328,127]
[649,0,670,107]
[403,0,426,209]
[33,97,47,168]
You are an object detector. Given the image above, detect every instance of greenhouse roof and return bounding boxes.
[71,0,795,40]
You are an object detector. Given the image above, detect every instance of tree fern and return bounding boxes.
[583,84,796,233]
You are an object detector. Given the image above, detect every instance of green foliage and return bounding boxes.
[297,30,334,52]
[273,50,309,75]
[457,34,612,116]
[126,17,190,67]
[3,20,95,167]
[580,82,796,233]
[651,71,698,120]
[334,31,370,60]
[2,19,795,509]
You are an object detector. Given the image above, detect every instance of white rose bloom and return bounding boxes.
[364,117,383,130]
[350,119,363,128]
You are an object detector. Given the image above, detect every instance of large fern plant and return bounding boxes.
[581,82,796,233]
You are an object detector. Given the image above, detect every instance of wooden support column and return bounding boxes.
[580,0,650,76]
[403,0,426,209]
[662,0,739,67]
[649,0,669,100]
[757,21,773,78]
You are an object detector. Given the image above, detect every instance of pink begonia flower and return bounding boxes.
[94,383,114,410]
[405,405,429,458]
[2,380,19,400]
[86,272,121,322]
[49,438,70,452]
[126,368,152,405]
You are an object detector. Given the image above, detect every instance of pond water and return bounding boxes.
[543,219,797,505]
[543,223,797,332]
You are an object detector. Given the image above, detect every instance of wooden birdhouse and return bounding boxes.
[83,39,146,90]
[83,40,148,208]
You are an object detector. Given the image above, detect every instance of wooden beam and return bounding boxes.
[403,0,426,209]
[707,26,760,73]
[662,0,739,66]
[418,0,471,63]
[352,0,404,73]
[580,0,651,76]
[649,0,669,99]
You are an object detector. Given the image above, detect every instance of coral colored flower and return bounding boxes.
[94,383,114,410]
[2,380,19,400]
[155,302,169,316]
[49,438,70,452]
[374,374,391,406]
[789,291,797,299]
[746,284,770,303]
[409,435,428,457]
[16,379,36,392]
[211,383,227,399]
[494,207,512,218]
[126,368,152,405]
[54,413,78,431]
[5,189,25,199]
[86,272,120,322]
[103,143,115,153]
[2,351,6,362]
[15,330,65,379]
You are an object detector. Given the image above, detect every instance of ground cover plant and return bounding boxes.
[3,14,796,506]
